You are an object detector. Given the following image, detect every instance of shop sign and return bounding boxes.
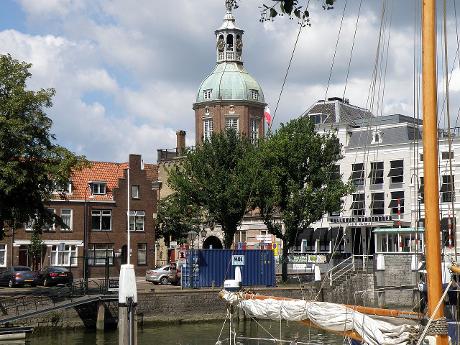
[328,215,393,226]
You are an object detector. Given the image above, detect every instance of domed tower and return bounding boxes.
[193,1,266,145]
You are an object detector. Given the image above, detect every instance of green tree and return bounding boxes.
[0,54,87,238]
[228,0,336,23]
[168,129,257,248]
[156,194,202,247]
[29,231,44,270]
[252,116,350,282]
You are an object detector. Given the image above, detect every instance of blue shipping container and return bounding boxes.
[181,249,275,288]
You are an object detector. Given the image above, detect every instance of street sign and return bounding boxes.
[108,278,119,292]
[231,255,245,266]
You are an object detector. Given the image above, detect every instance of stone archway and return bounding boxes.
[203,236,223,249]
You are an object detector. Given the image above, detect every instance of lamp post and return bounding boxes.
[83,182,92,294]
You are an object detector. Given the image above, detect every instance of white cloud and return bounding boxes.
[4,0,458,163]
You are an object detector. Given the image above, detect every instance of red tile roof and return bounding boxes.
[52,160,158,201]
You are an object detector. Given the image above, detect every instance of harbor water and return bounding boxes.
[21,321,345,345]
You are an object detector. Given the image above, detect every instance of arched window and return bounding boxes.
[226,34,234,50]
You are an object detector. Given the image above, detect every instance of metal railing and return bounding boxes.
[326,255,355,287]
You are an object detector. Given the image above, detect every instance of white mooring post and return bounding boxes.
[119,264,137,345]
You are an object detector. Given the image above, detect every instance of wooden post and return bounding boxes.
[421,0,448,344]
[96,302,105,331]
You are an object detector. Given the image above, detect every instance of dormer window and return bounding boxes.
[204,89,212,100]
[309,113,327,124]
[371,130,383,144]
[91,182,107,195]
[53,181,72,194]
[250,89,259,101]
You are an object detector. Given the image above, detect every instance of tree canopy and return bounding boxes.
[252,116,350,281]
[228,0,336,24]
[167,129,257,248]
[0,54,87,238]
[155,193,202,247]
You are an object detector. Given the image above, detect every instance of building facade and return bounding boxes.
[0,154,158,278]
[296,97,459,264]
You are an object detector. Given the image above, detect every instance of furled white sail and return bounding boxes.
[220,291,419,345]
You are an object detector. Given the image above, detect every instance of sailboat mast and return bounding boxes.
[421,0,448,344]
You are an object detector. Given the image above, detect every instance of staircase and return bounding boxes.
[324,255,376,306]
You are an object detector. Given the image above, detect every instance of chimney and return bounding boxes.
[176,130,186,155]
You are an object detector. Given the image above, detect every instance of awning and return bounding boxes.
[313,228,328,240]
[373,227,424,233]
[388,167,403,177]
[331,228,343,241]
[298,228,314,241]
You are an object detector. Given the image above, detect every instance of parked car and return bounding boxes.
[0,266,37,287]
[146,264,180,285]
[36,266,73,287]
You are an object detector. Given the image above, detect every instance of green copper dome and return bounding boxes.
[195,62,265,104]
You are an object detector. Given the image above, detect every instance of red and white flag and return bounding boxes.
[264,106,272,126]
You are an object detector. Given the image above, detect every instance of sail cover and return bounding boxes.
[220,291,418,345]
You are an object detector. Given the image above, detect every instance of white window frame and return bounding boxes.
[91,210,112,231]
[131,185,140,199]
[137,243,147,265]
[0,244,6,267]
[50,244,77,266]
[61,209,73,231]
[225,117,239,131]
[129,211,145,232]
[42,209,56,232]
[91,182,107,195]
[25,218,35,232]
[203,118,213,141]
[88,244,114,266]
[203,89,212,99]
[250,89,259,100]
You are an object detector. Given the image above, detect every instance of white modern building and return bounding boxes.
[295,97,459,263]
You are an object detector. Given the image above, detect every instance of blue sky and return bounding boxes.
[1,0,459,163]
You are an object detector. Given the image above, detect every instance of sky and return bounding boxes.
[1,0,460,163]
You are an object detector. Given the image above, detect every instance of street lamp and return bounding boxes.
[83,182,93,293]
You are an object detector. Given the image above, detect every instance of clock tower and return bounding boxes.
[193,1,266,145]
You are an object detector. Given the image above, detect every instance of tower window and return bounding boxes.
[203,89,212,100]
[226,34,234,49]
[250,90,259,101]
[203,118,213,141]
[225,117,239,131]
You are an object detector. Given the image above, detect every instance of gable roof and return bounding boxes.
[52,160,158,201]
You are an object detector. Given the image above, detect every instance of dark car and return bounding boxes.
[37,266,73,287]
[0,266,37,287]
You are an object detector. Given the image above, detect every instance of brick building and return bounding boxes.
[0,154,157,278]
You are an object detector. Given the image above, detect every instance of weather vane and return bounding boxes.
[225,0,234,12]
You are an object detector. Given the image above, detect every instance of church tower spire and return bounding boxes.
[216,1,244,64]
[193,0,266,145]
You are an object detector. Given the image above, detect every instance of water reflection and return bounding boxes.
[27,320,345,345]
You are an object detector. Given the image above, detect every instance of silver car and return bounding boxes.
[145,265,179,285]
